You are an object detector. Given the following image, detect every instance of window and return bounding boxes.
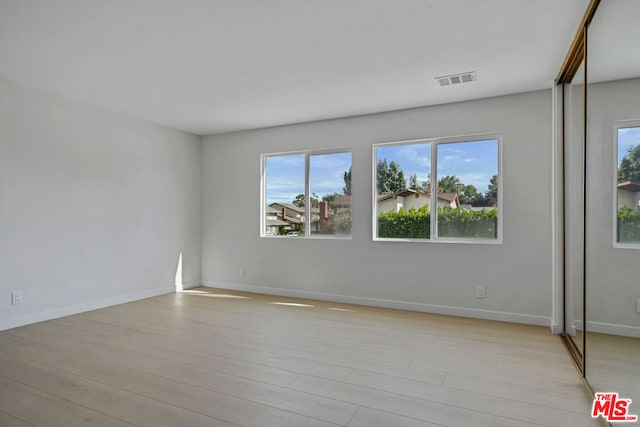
[262,150,352,238]
[373,135,501,242]
[615,122,640,246]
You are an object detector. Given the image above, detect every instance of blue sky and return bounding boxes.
[265,152,351,205]
[266,140,498,205]
[376,139,498,193]
[618,126,640,167]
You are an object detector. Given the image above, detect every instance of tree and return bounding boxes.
[459,184,481,205]
[292,193,318,208]
[484,175,498,207]
[376,159,406,194]
[322,192,341,203]
[343,167,352,195]
[619,145,640,183]
[437,175,462,193]
[409,173,420,191]
[293,194,305,208]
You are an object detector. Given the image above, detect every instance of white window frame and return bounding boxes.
[372,133,503,244]
[613,119,640,249]
[261,147,352,239]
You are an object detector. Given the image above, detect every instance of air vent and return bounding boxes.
[435,71,477,87]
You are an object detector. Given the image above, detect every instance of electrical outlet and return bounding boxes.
[636,298,640,314]
[476,285,486,298]
[240,268,246,278]
[11,291,23,305]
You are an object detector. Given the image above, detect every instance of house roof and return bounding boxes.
[377,189,459,204]
[618,181,640,192]
[269,202,304,214]
[331,195,352,207]
[438,193,459,202]
[377,189,427,202]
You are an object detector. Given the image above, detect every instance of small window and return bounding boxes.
[615,122,640,246]
[262,149,352,238]
[374,134,501,243]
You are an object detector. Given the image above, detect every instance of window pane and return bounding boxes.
[375,143,431,238]
[436,139,498,239]
[265,154,305,237]
[617,126,640,244]
[309,152,352,235]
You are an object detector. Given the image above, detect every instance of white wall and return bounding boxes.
[0,78,201,330]
[201,90,554,325]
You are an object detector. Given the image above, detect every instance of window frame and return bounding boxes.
[372,133,503,244]
[261,147,352,239]
[613,119,640,249]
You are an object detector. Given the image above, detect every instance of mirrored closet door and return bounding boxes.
[584,0,640,420]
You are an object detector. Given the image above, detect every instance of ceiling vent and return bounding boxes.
[436,71,477,87]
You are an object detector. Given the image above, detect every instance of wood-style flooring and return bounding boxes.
[0,287,601,427]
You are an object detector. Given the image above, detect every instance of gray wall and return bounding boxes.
[201,90,554,325]
[0,78,201,330]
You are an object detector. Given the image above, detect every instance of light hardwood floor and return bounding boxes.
[0,287,601,427]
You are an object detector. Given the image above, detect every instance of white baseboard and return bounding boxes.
[203,282,551,327]
[181,281,201,290]
[569,320,640,338]
[586,321,640,338]
[0,286,177,331]
[550,321,563,335]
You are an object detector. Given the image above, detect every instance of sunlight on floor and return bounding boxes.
[269,302,315,307]
[182,290,250,299]
[328,307,358,312]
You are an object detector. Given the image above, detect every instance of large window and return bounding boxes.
[374,135,501,242]
[615,122,640,246]
[262,150,352,238]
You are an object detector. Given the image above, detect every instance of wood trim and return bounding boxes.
[555,0,601,83]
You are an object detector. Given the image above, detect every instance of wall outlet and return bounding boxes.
[476,285,486,298]
[636,298,640,314]
[240,268,246,278]
[11,291,24,305]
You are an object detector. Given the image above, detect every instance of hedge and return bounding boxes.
[377,206,497,239]
[618,206,640,243]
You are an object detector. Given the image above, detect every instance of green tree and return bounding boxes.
[459,184,481,205]
[484,175,498,207]
[619,145,640,183]
[437,175,462,193]
[409,173,420,191]
[343,167,352,195]
[322,192,341,203]
[292,193,318,208]
[376,159,406,194]
[293,194,305,208]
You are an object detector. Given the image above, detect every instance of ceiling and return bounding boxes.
[0,0,590,135]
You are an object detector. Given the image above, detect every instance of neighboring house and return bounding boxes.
[331,195,352,214]
[438,192,460,209]
[617,181,640,210]
[267,202,323,234]
[268,202,305,234]
[265,207,289,236]
[377,189,460,213]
